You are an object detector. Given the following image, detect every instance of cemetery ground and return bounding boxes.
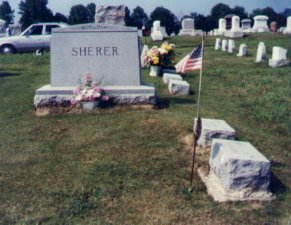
[0,33,290,224]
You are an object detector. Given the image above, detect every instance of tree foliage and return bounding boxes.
[150,7,180,35]
[211,3,232,22]
[19,0,54,29]
[53,12,68,23]
[86,3,96,23]
[129,6,149,29]
[0,1,14,25]
[69,4,88,24]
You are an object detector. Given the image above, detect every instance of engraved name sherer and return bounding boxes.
[72,46,119,56]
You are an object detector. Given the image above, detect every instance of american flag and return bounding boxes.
[175,44,203,73]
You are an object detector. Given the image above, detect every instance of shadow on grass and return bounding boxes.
[168,96,196,105]
[270,172,287,195]
[0,72,20,78]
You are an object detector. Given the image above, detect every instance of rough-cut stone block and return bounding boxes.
[163,73,183,84]
[168,80,190,95]
[209,139,271,192]
[195,118,236,147]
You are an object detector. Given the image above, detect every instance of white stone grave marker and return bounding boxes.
[237,44,247,57]
[269,47,290,67]
[255,42,267,63]
[215,38,221,50]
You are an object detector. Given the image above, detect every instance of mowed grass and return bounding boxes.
[0,33,290,224]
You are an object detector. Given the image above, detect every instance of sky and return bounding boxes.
[6,0,291,22]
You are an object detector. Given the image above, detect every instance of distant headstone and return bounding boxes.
[283,16,291,34]
[270,21,278,32]
[140,45,149,68]
[225,16,243,38]
[168,80,190,95]
[194,118,236,147]
[228,39,236,53]
[95,5,126,25]
[151,21,163,41]
[34,23,156,107]
[221,39,228,52]
[237,44,247,57]
[218,18,226,35]
[269,47,290,68]
[163,73,183,84]
[215,38,221,50]
[253,15,269,32]
[160,26,168,37]
[9,23,21,36]
[0,19,5,33]
[179,18,195,36]
[255,42,267,63]
[241,19,251,30]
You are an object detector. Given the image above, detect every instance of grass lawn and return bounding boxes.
[0,33,290,224]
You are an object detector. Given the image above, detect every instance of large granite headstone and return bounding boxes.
[34,23,156,106]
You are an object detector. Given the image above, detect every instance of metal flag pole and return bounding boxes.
[190,34,205,186]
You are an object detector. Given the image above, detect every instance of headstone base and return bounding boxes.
[150,31,163,41]
[269,59,290,68]
[34,84,156,107]
[224,30,244,38]
[179,29,194,36]
[198,169,274,202]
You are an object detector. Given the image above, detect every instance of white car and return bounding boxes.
[0,22,68,54]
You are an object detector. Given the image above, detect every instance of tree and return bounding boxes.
[69,4,88,24]
[53,12,68,23]
[86,3,96,23]
[124,6,132,26]
[0,1,14,25]
[129,6,149,29]
[231,6,248,19]
[19,0,54,29]
[211,3,232,22]
[150,7,180,35]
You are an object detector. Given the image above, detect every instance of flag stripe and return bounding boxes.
[175,44,203,73]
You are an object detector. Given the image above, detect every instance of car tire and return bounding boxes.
[1,45,16,54]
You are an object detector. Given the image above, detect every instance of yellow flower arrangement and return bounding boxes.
[145,42,176,67]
